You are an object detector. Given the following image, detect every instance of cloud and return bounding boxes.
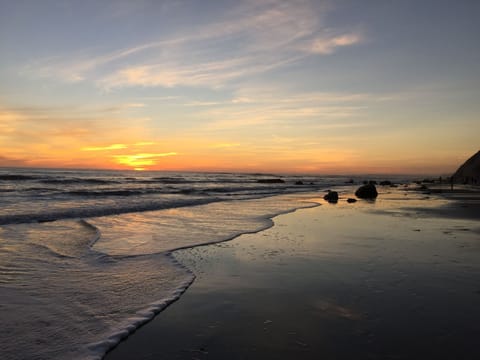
[231,97,254,104]
[185,101,224,107]
[97,55,299,89]
[124,103,145,108]
[114,152,177,159]
[209,143,241,149]
[134,141,156,146]
[308,33,363,54]
[23,0,364,90]
[81,144,128,151]
[198,89,373,130]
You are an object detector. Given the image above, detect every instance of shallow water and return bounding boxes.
[0,192,318,359]
[0,219,192,359]
[0,169,425,359]
[106,193,480,360]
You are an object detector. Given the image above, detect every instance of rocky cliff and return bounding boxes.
[452,150,480,184]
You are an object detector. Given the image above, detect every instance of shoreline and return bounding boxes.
[414,185,480,221]
[105,186,480,359]
[97,194,322,358]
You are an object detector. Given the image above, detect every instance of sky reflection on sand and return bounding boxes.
[107,187,480,359]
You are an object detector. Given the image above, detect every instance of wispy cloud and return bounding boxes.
[307,33,363,54]
[134,141,157,146]
[209,143,241,149]
[124,103,145,108]
[197,89,373,130]
[97,55,301,89]
[23,0,364,90]
[81,144,128,151]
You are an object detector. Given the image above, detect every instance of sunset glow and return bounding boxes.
[113,153,178,169]
[1,1,479,174]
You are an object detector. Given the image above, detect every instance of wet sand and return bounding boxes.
[105,187,480,360]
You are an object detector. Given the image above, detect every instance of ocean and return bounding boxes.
[0,168,409,359]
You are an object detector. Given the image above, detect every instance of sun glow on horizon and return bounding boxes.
[112,152,178,170]
[0,1,478,174]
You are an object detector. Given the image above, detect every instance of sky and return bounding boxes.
[0,0,479,174]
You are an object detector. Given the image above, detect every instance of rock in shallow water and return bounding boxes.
[355,184,378,199]
[324,191,339,203]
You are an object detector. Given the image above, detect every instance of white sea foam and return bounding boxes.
[0,217,192,358]
[0,188,319,360]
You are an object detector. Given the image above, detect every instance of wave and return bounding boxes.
[66,189,149,197]
[0,188,322,360]
[86,266,195,360]
[59,182,311,196]
[0,197,219,225]
[65,188,201,197]
[150,176,288,184]
[25,220,101,260]
[151,176,189,184]
[81,196,320,359]
[40,178,118,185]
[0,174,39,181]
[201,185,288,193]
[0,173,118,185]
[79,219,102,248]
[22,187,57,192]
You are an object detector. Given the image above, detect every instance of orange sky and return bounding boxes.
[1,1,479,174]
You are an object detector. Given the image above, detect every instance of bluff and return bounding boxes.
[452,150,480,184]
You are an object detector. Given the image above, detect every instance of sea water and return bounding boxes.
[0,168,410,359]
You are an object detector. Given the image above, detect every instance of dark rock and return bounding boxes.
[295,181,304,185]
[347,198,357,203]
[355,183,378,199]
[345,179,354,184]
[257,179,285,184]
[379,180,392,186]
[323,191,339,203]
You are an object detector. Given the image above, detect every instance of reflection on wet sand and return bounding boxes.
[106,186,480,360]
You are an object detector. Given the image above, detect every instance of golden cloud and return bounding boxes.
[81,144,128,151]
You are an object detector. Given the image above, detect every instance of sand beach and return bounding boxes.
[105,185,480,360]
